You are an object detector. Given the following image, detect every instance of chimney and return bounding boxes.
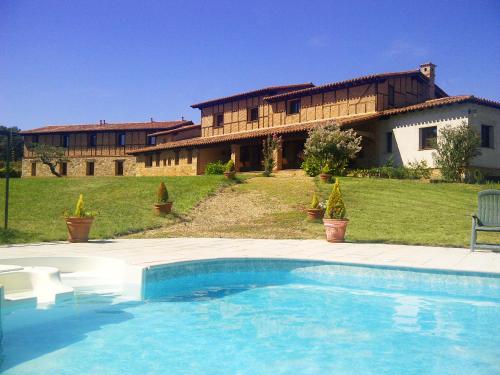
[99,120,102,125]
[181,116,184,121]
[150,117,154,122]
[420,62,436,100]
[103,119,106,124]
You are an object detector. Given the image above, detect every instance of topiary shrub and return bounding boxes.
[156,182,169,203]
[325,180,346,219]
[225,159,235,173]
[311,192,320,209]
[205,161,226,175]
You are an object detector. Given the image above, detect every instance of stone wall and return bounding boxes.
[22,156,137,177]
[135,148,198,176]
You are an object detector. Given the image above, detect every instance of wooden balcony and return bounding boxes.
[23,145,149,158]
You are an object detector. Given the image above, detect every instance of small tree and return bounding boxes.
[29,143,67,177]
[433,122,481,182]
[156,181,169,203]
[310,192,320,209]
[262,134,281,177]
[225,159,236,173]
[325,180,346,219]
[303,122,362,176]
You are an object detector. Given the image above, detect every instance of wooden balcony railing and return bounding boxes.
[201,122,275,138]
[23,145,149,158]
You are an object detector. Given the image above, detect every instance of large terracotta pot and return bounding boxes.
[154,201,173,215]
[224,171,236,179]
[306,208,325,220]
[319,174,332,183]
[65,217,94,243]
[323,218,349,243]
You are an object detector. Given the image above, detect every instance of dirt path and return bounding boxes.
[132,171,325,239]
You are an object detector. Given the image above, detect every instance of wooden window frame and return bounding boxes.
[31,162,36,176]
[145,155,153,168]
[59,162,68,176]
[174,150,180,165]
[88,133,97,148]
[481,124,494,148]
[155,153,160,167]
[32,135,39,144]
[147,136,156,146]
[286,99,301,115]
[168,157,172,166]
[214,113,224,128]
[247,107,259,122]
[117,133,126,147]
[61,134,70,148]
[187,149,193,164]
[419,126,437,150]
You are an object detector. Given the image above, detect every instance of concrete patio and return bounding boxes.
[1,238,499,275]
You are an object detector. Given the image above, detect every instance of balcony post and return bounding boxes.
[230,144,241,172]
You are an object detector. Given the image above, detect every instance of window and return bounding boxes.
[174,151,180,165]
[481,125,494,148]
[388,84,395,107]
[287,99,301,115]
[88,133,97,148]
[386,132,393,153]
[60,162,68,176]
[31,162,36,176]
[86,161,95,176]
[145,155,153,168]
[214,113,224,127]
[420,126,437,149]
[187,149,193,164]
[168,157,172,166]
[62,135,70,148]
[115,160,124,176]
[117,133,126,147]
[248,107,259,122]
[32,135,39,144]
[163,158,167,166]
[155,153,160,167]
[147,136,156,146]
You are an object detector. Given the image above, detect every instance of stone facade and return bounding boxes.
[22,156,137,177]
[135,149,197,176]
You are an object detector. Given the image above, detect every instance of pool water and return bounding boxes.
[2,259,500,374]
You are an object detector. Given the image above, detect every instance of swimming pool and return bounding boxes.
[2,259,500,374]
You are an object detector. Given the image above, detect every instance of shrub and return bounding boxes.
[0,167,21,178]
[301,157,322,177]
[204,161,226,175]
[349,160,430,180]
[156,181,169,203]
[310,192,320,209]
[262,134,281,177]
[303,122,362,176]
[433,122,481,182]
[325,180,346,219]
[224,159,235,173]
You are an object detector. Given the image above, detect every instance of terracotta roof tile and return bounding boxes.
[127,114,378,154]
[149,124,201,137]
[190,83,314,109]
[20,120,193,135]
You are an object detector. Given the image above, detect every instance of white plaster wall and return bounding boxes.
[374,103,500,170]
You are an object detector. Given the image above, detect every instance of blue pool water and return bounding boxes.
[2,259,500,374]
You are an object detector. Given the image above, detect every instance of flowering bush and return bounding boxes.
[303,122,362,176]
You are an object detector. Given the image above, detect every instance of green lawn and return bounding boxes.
[316,177,500,247]
[0,175,233,244]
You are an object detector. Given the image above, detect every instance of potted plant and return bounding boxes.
[64,194,95,243]
[306,192,325,220]
[154,181,173,215]
[319,164,333,183]
[224,159,236,179]
[323,180,349,242]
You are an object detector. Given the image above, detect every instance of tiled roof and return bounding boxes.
[149,124,201,137]
[190,83,315,109]
[127,114,378,154]
[264,70,442,102]
[380,95,500,116]
[20,120,194,134]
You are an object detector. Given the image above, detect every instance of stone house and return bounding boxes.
[21,62,500,177]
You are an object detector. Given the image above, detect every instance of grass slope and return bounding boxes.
[0,176,232,244]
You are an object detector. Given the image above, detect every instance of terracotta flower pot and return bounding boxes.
[306,208,325,220]
[224,171,236,179]
[154,201,173,215]
[323,218,349,243]
[319,174,332,183]
[65,217,94,243]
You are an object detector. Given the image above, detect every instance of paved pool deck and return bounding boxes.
[1,238,499,275]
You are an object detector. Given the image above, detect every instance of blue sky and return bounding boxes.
[1,0,499,130]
